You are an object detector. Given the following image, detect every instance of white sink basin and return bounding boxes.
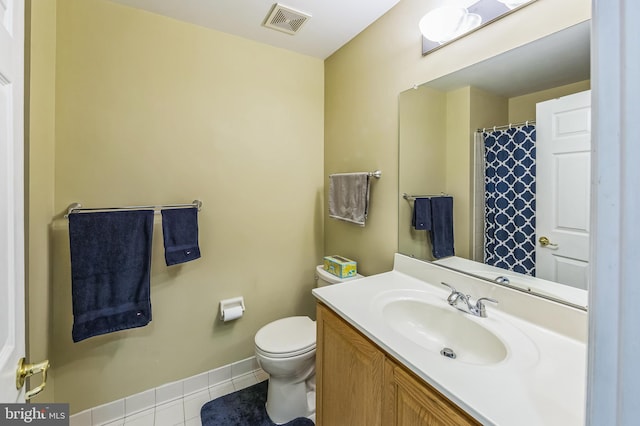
[382,298,507,365]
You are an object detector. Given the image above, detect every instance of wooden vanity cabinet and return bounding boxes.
[316,303,480,426]
[384,359,480,425]
[316,302,385,425]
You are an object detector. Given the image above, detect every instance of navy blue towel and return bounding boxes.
[161,208,201,266]
[68,210,154,343]
[429,196,455,259]
[411,197,432,230]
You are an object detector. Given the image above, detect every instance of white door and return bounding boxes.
[535,90,591,290]
[0,0,25,403]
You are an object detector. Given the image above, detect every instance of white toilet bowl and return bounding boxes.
[255,316,316,424]
[254,265,364,424]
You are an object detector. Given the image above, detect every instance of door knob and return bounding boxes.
[16,357,50,400]
[538,236,558,248]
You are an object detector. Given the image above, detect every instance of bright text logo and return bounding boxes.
[1,404,68,425]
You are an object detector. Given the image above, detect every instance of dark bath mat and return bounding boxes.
[200,380,314,426]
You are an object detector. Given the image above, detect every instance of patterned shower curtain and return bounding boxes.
[482,124,536,275]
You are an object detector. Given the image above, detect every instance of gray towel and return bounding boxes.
[328,172,370,226]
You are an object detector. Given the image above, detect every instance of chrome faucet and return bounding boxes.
[494,275,510,285]
[440,282,498,318]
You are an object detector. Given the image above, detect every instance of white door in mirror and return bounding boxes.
[535,90,591,290]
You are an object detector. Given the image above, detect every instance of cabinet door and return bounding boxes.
[316,304,385,426]
[386,360,480,426]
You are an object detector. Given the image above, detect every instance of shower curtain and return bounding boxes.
[482,124,536,276]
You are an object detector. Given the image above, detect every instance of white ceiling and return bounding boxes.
[107,0,401,59]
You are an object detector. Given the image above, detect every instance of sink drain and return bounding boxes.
[440,347,457,359]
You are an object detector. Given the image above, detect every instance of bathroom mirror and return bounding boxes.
[398,21,590,310]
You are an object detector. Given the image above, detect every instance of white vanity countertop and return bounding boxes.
[312,255,587,426]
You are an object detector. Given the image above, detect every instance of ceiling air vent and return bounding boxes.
[263,3,311,35]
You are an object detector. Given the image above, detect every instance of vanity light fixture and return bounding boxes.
[419,0,538,56]
[497,0,534,10]
[418,6,481,45]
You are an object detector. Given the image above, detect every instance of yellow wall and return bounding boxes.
[397,86,446,259]
[29,0,324,413]
[444,87,472,259]
[509,80,591,122]
[27,0,57,403]
[324,0,591,274]
[470,87,509,134]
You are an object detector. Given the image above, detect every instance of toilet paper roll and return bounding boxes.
[221,305,243,322]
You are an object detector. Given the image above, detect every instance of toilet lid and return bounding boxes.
[255,316,316,357]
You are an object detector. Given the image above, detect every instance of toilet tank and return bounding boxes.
[315,265,364,287]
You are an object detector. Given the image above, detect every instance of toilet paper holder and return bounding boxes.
[219,296,245,321]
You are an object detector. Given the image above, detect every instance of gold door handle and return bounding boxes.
[538,236,558,248]
[16,357,50,400]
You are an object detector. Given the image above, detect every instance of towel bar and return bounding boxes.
[65,200,202,218]
[329,170,382,179]
[402,193,450,201]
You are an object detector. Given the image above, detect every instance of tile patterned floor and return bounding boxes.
[83,369,269,426]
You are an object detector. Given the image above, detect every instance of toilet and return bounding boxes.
[254,265,364,424]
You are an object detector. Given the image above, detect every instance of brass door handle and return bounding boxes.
[538,236,558,248]
[16,357,50,400]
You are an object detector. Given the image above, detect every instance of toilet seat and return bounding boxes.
[255,344,315,359]
[255,316,316,358]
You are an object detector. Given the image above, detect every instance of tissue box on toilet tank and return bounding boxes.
[323,255,357,278]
